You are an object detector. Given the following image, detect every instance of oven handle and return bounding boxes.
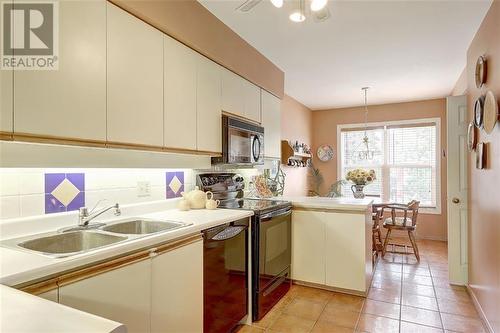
[205,225,247,241]
[260,208,291,222]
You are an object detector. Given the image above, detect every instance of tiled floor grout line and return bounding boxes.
[428,261,446,332]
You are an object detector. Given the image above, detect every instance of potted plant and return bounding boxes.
[345,169,376,198]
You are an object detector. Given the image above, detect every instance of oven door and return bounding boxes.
[228,126,252,164]
[253,207,292,320]
[258,208,292,289]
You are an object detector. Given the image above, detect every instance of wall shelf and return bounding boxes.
[281,140,312,167]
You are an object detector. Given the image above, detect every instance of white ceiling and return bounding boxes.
[200,0,492,109]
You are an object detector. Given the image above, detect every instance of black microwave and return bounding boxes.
[212,115,264,165]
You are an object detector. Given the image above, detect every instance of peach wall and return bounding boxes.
[311,98,448,240]
[451,68,468,96]
[281,95,313,196]
[465,0,500,331]
[109,0,284,98]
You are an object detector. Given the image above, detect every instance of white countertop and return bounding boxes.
[0,204,253,333]
[0,207,253,286]
[277,195,373,211]
[0,285,126,333]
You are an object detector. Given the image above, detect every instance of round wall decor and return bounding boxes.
[474,95,485,128]
[475,55,487,88]
[483,90,498,134]
[467,122,477,152]
[317,144,334,162]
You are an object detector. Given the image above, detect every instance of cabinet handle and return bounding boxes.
[452,198,460,204]
[149,251,158,258]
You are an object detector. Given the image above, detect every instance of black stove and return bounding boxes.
[197,173,292,322]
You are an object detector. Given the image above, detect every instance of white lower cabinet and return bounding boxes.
[151,239,203,333]
[0,67,12,133]
[59,260,152,333]
[291,210,372,293]
[57,239,203,333]
[291,210,326,285]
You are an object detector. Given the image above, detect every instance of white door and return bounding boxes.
[0,66,12,132]
[243,81,261,123]
[59,260,152,333]
[14,0,106,141]
[261,90,281,159]
[291,210,326,284]
[107,2,164,146]
[221,69,245,117]
[164,35,197,150]
[446,95,468,285]
[196,55,222,153]
[151,240,203,333]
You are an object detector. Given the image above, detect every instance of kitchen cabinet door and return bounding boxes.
[221,68,245,118]
[325,212,368,292]
[243,81,261,123]
[261,90,281,158]
[291,210,326,285]
[14,0,106,141]
[151,239,203,333]
[59,260,151,333]
[107,2,163,147]
[164,35,197,150]
[197,55,222,153]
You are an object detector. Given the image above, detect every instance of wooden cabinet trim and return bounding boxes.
[0,133,221,156]
[221,111,261,125]
[16,233,203,293]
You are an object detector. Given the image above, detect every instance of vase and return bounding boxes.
[351,184,365,199]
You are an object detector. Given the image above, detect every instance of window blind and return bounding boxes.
[340,121,438,208]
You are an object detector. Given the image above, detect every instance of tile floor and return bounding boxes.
[238,239,486,333]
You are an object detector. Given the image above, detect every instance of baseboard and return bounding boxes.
[292,280,367,297]
[466,284,494,333]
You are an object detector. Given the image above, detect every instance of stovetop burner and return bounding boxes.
[197,173,291,215]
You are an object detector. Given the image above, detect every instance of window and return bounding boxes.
[338,119,440,213]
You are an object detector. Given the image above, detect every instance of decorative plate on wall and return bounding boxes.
[475,55,487,88]
[317,144,334,162]
[467,122,477,152]
[483,90,498,134]
[474,95,485,128]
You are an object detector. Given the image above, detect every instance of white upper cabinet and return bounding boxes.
[221,68,245,118]
[196,55,222,153]
[107,2,164,147]
[59,259,152,333]
[163,36,197,150]
[14,0,106,140]
[151,240,203,333]
[261,90,281,158]
[243,80,261,123]
[0,67,12,133]
[221,67,261,123]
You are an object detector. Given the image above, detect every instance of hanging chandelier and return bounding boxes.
[355,87,374,161]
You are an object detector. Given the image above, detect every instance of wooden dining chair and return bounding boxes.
[381,200,421,261]
[372,204,385,252]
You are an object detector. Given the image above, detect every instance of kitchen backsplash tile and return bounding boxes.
[166,171,184,199]
[44,173,85,214]
[0,168,196,221]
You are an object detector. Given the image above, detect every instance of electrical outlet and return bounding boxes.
[137,181,151,197]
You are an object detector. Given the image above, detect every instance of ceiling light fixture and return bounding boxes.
[289,0,306,22]
[270,0,283,8]
[310,0,327,11]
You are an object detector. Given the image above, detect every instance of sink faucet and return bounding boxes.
[79,203,121,227]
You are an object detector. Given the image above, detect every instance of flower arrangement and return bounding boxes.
[346,168,376,185]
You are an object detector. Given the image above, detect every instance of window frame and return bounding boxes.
[337,118,441,215]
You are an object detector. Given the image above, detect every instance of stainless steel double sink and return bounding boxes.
[1,219,190,258]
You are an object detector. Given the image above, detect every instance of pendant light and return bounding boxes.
[356,87,375,161]
[310,0,327,11]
